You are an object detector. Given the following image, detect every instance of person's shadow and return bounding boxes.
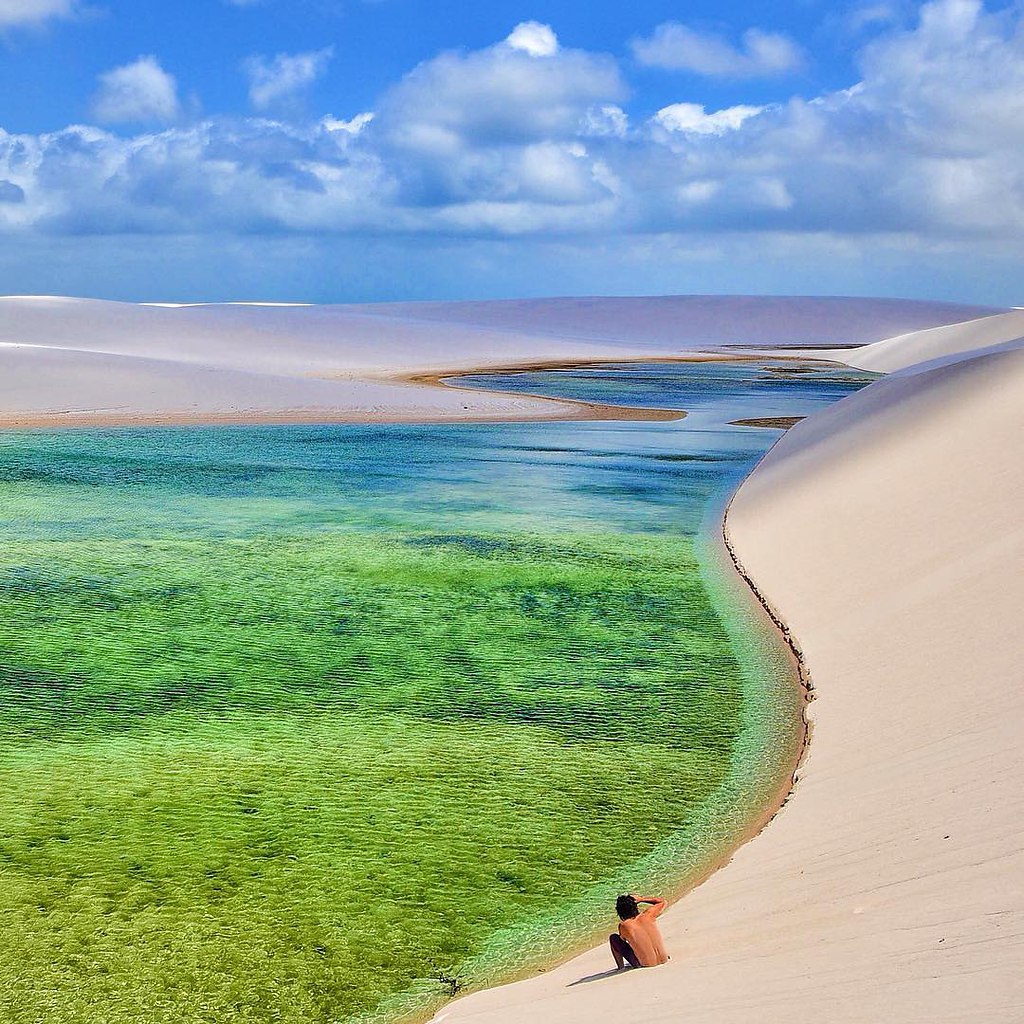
[567,966,637,987]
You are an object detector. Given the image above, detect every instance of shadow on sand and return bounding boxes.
[567,966,638,987]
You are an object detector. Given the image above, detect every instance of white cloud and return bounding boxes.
[3,2,1024,246]
[245,48,334,111]
[580,104,629,138]
[91,57,180,124]
[653,103,764,136]
[371,32,624,217]
[0,119,391,235]
[632,22,805,77]
[846,4,903,34]
[322,112,375,136]
[505,21,559,58]
[0,0,77,27]
[675,180,720,205]
[378,37,623,145]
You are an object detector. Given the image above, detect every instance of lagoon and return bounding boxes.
[0,359,873,1023]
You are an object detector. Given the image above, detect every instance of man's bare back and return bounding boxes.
[609,894,669,969]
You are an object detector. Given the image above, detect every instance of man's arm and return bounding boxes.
[636,895,667,918]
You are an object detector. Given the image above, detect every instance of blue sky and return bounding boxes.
[1,2,866,133]
[0,0,1022,304]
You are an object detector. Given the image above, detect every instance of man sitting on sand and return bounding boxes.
[609,894,670,969]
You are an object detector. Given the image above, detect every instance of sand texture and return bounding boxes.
[0,295,1002,425]
[429,332,1024,1023]
[0,344,597,425]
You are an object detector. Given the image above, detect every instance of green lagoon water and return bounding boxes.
[0,360,874,1024]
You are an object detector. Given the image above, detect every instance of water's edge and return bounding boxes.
[374,426,809,1024]
[0,359,827,1024]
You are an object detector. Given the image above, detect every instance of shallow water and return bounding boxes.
[0,359,875,1024]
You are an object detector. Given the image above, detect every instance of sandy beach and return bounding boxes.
[1,294,1020,1022]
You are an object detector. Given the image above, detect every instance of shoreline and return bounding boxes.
[0,352,842,431]
[0,399,684,430]
[392,506,810,1024]
[406,431,813,1024]
[0,352,830,1024]
[426,333,1023,1024]
[391,452,814,1024]
[722,493,816,735]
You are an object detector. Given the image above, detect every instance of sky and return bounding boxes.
[0,0,1022,304]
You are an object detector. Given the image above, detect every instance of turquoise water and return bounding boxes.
[2,360,872,543]
[0,358,875,1024]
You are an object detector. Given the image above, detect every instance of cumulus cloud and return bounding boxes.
[0,0,77,27]
[632,22,805,77]
[2,3,1024,246]
[367,27,626,215]
[377,32,624,147]
[321,112,375,136]
[91,57,181,125]
[505,21,559,57]
[0,118,389,234]
[244,47,334,111]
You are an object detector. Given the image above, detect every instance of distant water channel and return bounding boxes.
[0,358,875,1024]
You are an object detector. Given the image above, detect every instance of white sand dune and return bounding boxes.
[0,296,662,423]
[0,345,581,424]
[356,295,1002,348]
[827,307,1024,373]
[429,331,1024,1022]
[0,294,1000,424]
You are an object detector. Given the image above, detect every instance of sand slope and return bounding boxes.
[828,307,1024,373]
[0,297,656,423]
[0,345,593,424]
[430,339,1024,1023]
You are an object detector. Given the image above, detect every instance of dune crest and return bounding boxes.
[828,307,1024,373]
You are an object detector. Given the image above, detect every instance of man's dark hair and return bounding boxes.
[616,894,639,920]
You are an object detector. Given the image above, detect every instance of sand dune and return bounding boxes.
[0,296,666,423]
[827,307,1024,373]
[429,331,1024,1022]
[0,344,588,425]
[0,295,1000,425]
[0,296,617,375]
[356,295,1002,347]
